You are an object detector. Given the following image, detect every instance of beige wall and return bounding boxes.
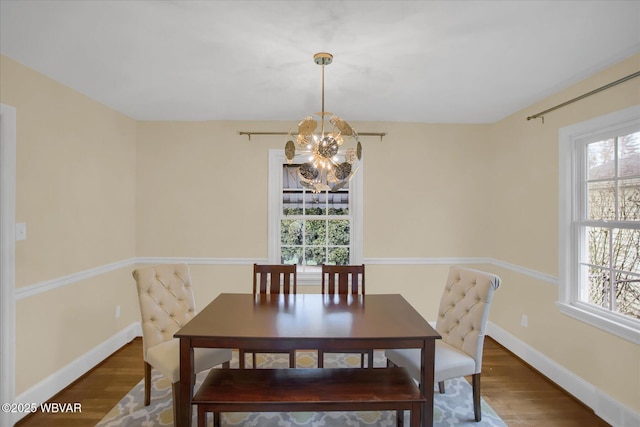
[487,53,640,411]
[0,55,138,395]
[1,49,638,415]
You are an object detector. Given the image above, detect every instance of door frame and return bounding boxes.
[1,103,17,426]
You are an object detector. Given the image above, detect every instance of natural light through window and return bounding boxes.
[582,132,640,319]
[269,150,362,283]
[559,105,640,343]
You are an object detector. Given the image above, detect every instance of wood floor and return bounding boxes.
[16,337,609,427]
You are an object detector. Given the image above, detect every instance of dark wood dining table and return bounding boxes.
[174,292,440,427]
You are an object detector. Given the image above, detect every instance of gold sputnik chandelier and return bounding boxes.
[284,52,362,193]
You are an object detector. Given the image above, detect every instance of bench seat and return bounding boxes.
[193,367,424,427]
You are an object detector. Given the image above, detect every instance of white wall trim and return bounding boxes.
[486,257,559,285]
[0,104,17,427]
[364,257,488,265]
[488,321,640,427]
[12,322,141,425]
[15,258,137,301]
[136,257,268,266]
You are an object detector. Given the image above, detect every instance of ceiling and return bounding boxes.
[1,0,639,123]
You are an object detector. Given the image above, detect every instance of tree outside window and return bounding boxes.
[280,164,352,270]
[584,131,640,320]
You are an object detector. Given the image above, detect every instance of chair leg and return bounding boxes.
[289,350,296,368]
[397,408,404,426]
[252,352,257,368]
[472,373,482,422]
[197,405,205,427]
[239,349,246,369]
[438,380,446,394]
[144,362,152,406]
[367,350,374,368]
[318,350,324,368]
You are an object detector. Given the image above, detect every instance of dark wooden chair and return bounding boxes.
[239,264,297,368]
[319,264,373,368]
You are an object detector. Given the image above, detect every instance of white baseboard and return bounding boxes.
[12,322,141,425]
[487,321,640,427]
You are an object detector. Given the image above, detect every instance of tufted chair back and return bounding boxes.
[435,266,501,373]
[133,264,197,360]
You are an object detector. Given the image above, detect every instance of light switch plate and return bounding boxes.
[15,222,26,241]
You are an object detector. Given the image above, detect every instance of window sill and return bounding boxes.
[556,301,640,344]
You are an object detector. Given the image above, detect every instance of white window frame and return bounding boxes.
[268,149,363,285]
[558,104,640,344]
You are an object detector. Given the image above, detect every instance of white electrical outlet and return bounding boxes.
[15,223,26,241]
[521,314,528,328]
[115,305,121,319]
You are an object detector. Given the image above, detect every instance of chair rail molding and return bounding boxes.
[15,256,560,300]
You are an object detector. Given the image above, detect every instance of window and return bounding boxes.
[269,150,362,284]
[559,105,640,343]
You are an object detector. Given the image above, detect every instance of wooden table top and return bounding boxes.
[175,293,439,343]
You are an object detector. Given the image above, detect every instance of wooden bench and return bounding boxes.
[193,367,425,427]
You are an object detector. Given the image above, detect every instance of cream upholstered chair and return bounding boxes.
[238,264,297,368]
[319,264,373,368]
[385,266,501,422]
[133,264,232,424]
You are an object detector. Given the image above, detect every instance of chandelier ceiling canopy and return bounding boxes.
[284,52,362,193]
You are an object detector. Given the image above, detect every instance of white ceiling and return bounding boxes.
[1,0,639,123]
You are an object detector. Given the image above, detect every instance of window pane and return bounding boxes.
[305,220,326,245]
[586,266,611,310]
[328,220,350,245]
[283,192,303,215]
[328,191,349,215]
[283,165,302,189]
[281,247,302,265]
[305,192,326,215]
[588,139,615,180]
[588,181,615,220]
[328,247,350,265]
[620,178,640,221]
[619,131,640,179]
[612,228,640,272]
[615,272,640,320]
[281,220,302,245]
[587,226,610,267]
[304,247,326,266]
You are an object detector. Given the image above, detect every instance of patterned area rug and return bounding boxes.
[97,350,506,427]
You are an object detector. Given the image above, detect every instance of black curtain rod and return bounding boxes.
[527,71,640,122]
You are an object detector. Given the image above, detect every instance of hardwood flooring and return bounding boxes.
[16,337,609,426]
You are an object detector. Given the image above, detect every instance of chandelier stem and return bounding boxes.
[321,62,325,137]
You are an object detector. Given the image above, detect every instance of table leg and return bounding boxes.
[178,338,194,427]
